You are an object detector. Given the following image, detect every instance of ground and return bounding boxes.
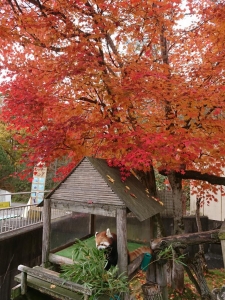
[130,268,225,299]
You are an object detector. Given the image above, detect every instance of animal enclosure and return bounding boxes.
[13,157,163,299]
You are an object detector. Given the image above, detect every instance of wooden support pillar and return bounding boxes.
[42,198,51,267]
[89,214,95,236]
[219,220,225,268]
[21,272,27,295]
[156,264,168,300]
[116,208,128,275]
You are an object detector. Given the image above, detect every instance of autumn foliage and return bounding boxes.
[0,0,225,194]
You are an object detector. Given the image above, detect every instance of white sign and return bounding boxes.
[30,166,47,204]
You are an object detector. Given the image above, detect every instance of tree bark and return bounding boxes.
[175,248,202,296]
[138,167,168,299]
[136,167,165,238]
[150,229,220,299]
[159,169,225,186]
[188,253,216,300]
[167,171,184,292]
[150,229,220,250]
[196,198,208,273]
[135,165,157,196]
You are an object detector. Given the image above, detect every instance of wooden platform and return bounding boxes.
[12,253,145,300]
[12,266,91,300]
[51,237,148,279]
[55,236,146,259]
[12,236,149,299]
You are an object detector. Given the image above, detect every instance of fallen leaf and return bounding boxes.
[50,284,56,289]
[130,193,137,198]
[107,174,115,183]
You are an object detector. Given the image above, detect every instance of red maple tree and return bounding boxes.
[0,0,225,197]
[1,1,225,295]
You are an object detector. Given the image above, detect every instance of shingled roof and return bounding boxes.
[46,157,164,221]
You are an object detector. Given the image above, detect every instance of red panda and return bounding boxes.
[95,228,152,270]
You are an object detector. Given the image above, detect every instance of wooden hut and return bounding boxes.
[42,157,164,274]
[13,157,164,300]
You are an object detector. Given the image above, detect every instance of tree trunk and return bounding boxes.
[196,198,208,274]
[175,248,201,296]
[137,167,168,300]
[168,172,184,235]
[142,282,163,300]
[135,165,157,196]
[188,253,216,300]
[171,250,184,292]
[167,171,184,292]
[136,167,164,239]
[136,166,165,239]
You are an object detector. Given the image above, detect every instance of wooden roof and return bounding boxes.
[46,157,164,221]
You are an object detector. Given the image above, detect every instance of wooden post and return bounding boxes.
[116,208,128,275]
[219,220,225,268]
[116,208,129,300]
[147,217,156,283]
[89,214,95,236]
[21,272,27,295]
[42,197,51,267]
[156,264,168,300]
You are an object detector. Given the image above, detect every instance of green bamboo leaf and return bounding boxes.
[60,239,129,299]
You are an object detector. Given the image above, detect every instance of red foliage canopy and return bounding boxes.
[0,0,225,187]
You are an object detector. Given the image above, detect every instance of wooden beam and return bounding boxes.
[49,253,74,265]
[116,208,128,275]
[34,266,60,276]
[11,284,21,300]
[51,199,118,217]
[42,198,51,267]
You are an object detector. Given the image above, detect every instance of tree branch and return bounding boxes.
[159,169,225,186]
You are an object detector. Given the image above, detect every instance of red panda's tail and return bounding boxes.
[128,246,152,262]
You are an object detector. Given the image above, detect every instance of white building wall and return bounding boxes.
[190,185,224,221]
[0,189,11,205]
